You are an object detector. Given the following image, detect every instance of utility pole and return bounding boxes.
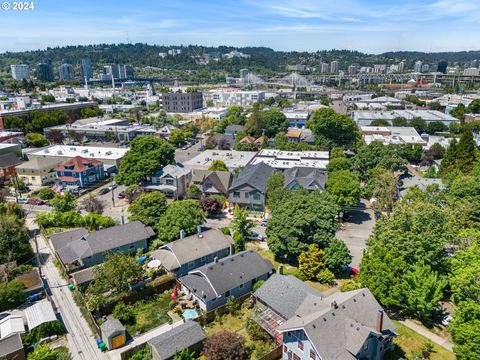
[111,177,115,207]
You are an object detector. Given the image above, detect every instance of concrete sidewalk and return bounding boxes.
[400,319,454,352]
[107,320,185,359]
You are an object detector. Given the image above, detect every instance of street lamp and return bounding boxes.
[111,177,115,207]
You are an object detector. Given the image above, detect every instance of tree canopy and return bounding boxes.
[307,108,360,149]
[129,192,168,226]
[266,191,339,259]
[326,170,361,207]
[116,136,175,185]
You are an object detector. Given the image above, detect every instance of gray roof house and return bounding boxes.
[148,321,206,360]
[145,164,192,199]
[284,167,327,191]
[179,250,274,312]
[397,172,444,199]
[254,274,324,323]
[227,162,275,211]
[0,333,25,360]
[49,221,155,271]
[191,169,232,195]
[278,288,396,360]
[150,228,233,277]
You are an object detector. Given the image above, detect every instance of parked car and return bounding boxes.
[442,314,453,327]
[16,198,28,204]
[107,184,118,191]
[98,188,110,195]
[260,218,268,226]
[117,191,125,199]
[27,198,45,206]
[246,231,266,241]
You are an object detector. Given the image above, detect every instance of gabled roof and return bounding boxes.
[192,170,232,194]
[24,300,57,330]
[277,288,396,360]
[100,318,125,338]
[50,221,155,265]
[54,155,102,172]
[148,321,206,360]
[0,152,22,169]
[228,162,275,193]
[254,274,324,320]
[152,163,191,179]
[150,229,233,271]
[15,156,61,171]
[179,250,274,302]
[239,135,256,144]
[225,125,245,132]
[284,167,327,191]
[0,333,23,357]
[0,315,25,338]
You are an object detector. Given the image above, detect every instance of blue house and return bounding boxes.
[54,155,105,190]
[227,162,275,211]
[150,228,234,277]
[178,250,273,312]
[277,288,396,360]
[49,221,155,271]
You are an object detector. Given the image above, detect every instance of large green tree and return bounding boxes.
[154,200,205,246]
[0,279,26,312]
[266,191,339,258]
[0,215,32,263]
[307,108,360,148]
[326,170,361,207]
[116,136,175,185]
[231,205,254,252]
[129,192,167,226]
[324,238,351,275]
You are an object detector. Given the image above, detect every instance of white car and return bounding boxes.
[442,315,453,327]
[246,231,266,241]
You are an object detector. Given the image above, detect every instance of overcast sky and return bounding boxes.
[1,0,479,54]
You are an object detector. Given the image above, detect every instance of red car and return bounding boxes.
[27,198,45,206]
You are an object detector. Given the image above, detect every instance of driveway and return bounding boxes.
[336,200,376,268]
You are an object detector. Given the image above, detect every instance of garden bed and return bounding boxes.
[112,292,173,336]
[206,303,275,360]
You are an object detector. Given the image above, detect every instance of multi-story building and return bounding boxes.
[348,64,357,74]
[144,164,192,199]
[330,61,339,73]
[320,63,329,73]
[414,61,423,73]
[58,62,74,81]
[162,92,203,113]
[80,58,93,81]
[54,155,105,189]
[352,110,460,127]
[206,89,265,107]
[463,68,480,76]
[398,61,405,73]
[437,60,448,74]
[240,68,249,78]
[10,64,30,80]
[36,59,54,82]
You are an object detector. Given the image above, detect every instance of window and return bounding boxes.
[310,350,316,360]
[239,283,244,289]
[129,244,135,249]
[200,256,206,262]
[253,193,261,201]
[298,341,304,352]
[166,179,174,185]
[233,191,240,198]
[225,290,230,297]
[283,346,288,353]
[287,351,292,360]
[292,353,300,360]
[188,261,195,269]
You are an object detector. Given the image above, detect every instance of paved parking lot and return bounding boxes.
[336,200,376,268]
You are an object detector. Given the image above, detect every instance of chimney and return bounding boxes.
[331,301,338,310]
[180,229,185,239]
[277,264,284,275]
[197,225,202,234]
[213,256,218,263]
[376,309,384,333]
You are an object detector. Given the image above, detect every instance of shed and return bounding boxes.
[148,321,206,360]
[100,318,126,350]
[24,300,57,331]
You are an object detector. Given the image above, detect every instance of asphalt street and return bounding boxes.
[34,235,108,360]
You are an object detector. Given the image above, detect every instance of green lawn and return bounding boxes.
[123,293,173,335]
[246,242,298,275]
[386,321,455,360]
[206,304,275,359]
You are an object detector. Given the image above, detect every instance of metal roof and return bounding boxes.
[24,300,57,330]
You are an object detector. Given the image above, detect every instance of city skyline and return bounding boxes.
[1,0,480,54]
